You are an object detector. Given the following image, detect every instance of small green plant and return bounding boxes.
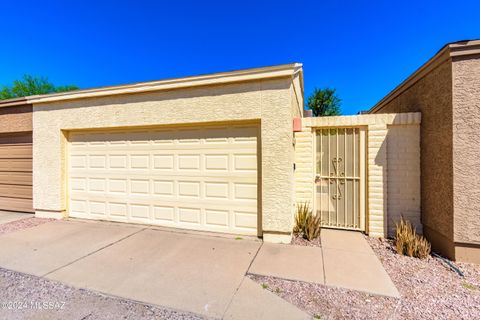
[294,202,321,241]
[461,281,476,290]
[261,283,268,289]
[235,237,243,240]
[275,287,282,294]
[313,315,322,319]
[395,217,431,259]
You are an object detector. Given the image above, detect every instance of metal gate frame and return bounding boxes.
[312,126,367,231]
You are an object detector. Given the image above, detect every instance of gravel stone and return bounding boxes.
[368,237,480,320]
[249,274,398,319]
[0,217,54,235]
[291,233,321,247]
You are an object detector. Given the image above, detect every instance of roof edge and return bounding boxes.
[368,40,480,113]
[0,97,29,108]
[27,63,303,105]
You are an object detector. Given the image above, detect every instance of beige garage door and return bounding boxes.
[68,125,258,235]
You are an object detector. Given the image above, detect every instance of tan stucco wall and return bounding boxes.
[370,61,454,250]
[0,105,32,134]
[32,77,298,238]
[294,113,421,238]
[452,54,480,246]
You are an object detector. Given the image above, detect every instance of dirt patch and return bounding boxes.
[0,267,205,320]
[0,217,54,235]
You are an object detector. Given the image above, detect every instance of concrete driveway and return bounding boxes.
[0,220,310,319]
[0,211,31,224]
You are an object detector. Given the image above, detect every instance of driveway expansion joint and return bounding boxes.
[221,241,264,319]
[41,227,147,278]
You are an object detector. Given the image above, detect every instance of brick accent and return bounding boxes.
[295,113,421,238]
[387,125,421,236]
[294,129,315,205]
[367,124,388,237]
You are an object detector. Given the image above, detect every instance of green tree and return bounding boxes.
[306,87,341,116]
[0,75,78,100]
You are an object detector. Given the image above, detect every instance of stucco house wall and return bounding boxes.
[452,54,480,262]
[0,101,33,134]
[369,40,480,263]
[294,113,421,238]
[31,65,303,242]
[371,59,453,254]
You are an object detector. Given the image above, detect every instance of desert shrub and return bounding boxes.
[305,213,322,240]
[395,217,431,259]
[294,202,309,234]
[294,202,321,240]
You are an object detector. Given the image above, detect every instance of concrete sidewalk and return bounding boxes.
[0,220,310,319]
[0,211,31,224]
[0,219,399,319]
[248,228,400,298]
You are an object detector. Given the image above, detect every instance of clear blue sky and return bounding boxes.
[0,1,478,114]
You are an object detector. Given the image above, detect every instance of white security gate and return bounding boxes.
[68,125,258,235]
[315,128,365,230]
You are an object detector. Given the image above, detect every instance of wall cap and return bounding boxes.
[303,112,421,127]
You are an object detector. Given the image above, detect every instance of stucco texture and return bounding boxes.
[371,61,454,250]
[33,77,298,236]
[0,104,32,134]
[452,54,480,245]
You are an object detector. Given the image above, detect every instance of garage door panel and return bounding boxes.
[0,185,32,199]
[109,202,128,218]
[0,132,33,212]
[153,205,175,222]
[0,172,32,185]
[205,209,229,227]
[0,144,32,158]
[233,154,257,171]
[234,210,257,230]
[205,182,229,199]
[0,197,33,213]
[0,159,32,172]
[68,125,258,235]
[153,154,174,170]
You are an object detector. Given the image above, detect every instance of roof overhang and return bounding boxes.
[369,40,480,113]
[0,97,29,108]
[26,63,303,105]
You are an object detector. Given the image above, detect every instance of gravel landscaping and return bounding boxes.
[0,217,54,235]
[0,267,205,320]
[249,274,398,319]
[368,237,480,320]
[251,233,480,319]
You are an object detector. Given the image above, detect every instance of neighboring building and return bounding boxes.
[0,98,33,213]
[369,40,480,263]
